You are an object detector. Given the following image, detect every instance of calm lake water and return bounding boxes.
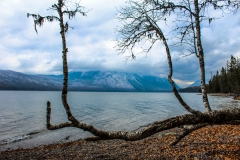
[0,91,239,151]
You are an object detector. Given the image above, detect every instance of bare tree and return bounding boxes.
[142,0,211,112]
[28,0,88,129]
[116,1,201,115]
[141,0,239,112]
[27,0,240,144]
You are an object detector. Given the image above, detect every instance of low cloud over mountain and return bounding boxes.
[0,70,179,91]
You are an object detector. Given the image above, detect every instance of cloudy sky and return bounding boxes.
[0,0,239,87]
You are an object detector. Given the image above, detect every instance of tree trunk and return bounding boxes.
[57,0,79,124]
[47,100,240,141]
[157,30,201,116]
[194,0,212,112]
[145,16,201,115]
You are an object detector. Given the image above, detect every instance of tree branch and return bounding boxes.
[27,13,59,34]
[171,123,209,146]
[46,101,73,130]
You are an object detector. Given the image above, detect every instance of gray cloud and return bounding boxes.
[0,0,239,87]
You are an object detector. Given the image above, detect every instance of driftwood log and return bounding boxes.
[47,101,240,144]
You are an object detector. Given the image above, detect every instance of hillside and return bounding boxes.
[0,70,180,91]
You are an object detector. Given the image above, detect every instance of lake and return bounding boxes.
[0,91,239,151]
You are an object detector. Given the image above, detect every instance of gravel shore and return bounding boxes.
[0,125,239,159]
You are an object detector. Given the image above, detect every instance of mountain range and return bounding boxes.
[0,70,181,92]
[188,80,201,87]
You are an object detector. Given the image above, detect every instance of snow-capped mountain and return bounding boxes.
[188,80,201,87]
[0,70,180,91]
[188,79,210,88]
[0,70,61,90]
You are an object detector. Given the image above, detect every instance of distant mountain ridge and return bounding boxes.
[0,70,180,91]
[0,70,61,90]
[178,80,204,93]
[188,80,201,87]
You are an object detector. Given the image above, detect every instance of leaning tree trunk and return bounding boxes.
[57,0,79,125]
[156,29,201,116]
[194,0,212,112]
[145,16,202,115]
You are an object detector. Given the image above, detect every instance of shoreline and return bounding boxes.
[1,125,239,159]
[208,93,240,100]
[208,93,230,96]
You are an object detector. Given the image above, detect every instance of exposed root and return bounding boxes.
[171,120,240,145]
[171,123,209,146]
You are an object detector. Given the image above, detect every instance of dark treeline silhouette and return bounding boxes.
[208,55,240,94]
[179,86,201,93]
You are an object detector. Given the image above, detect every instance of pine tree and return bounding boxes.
[210,55,240,93]
[220,67,228,93]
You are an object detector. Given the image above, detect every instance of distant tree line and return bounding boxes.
[208,55,240,94]
[178,86,201,93]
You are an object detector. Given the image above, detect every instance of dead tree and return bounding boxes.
[144,0,213,112]
[28,0,240,144]
[143,0,239,112]
[116,1,201,116]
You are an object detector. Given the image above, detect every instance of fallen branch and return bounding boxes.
[46,101,240,141]
[171,123,209,146]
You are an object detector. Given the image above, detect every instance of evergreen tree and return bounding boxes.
[220,67,228,93]
[210,55,240,93]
